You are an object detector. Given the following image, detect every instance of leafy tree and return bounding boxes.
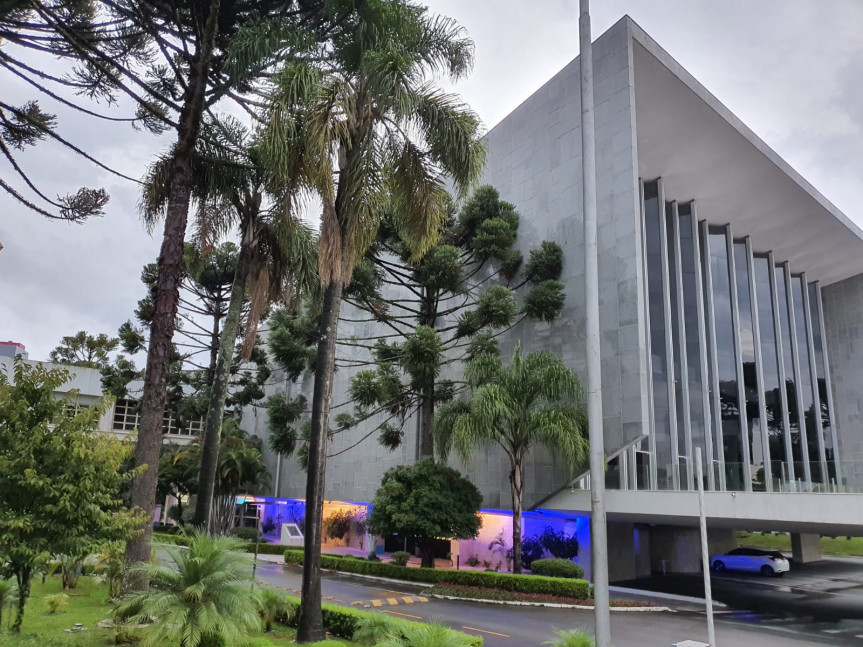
[433,345,588,574]
[156,443,201,525]
[48,331,119,369]
[0,358,144,631]
[210,420,269,534]
[367,459,481,569]
[345,185,565,457]
[258,3,485,638]
[115,531,260,647]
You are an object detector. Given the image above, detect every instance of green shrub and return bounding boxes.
[391,551,411,567]
[45,593,69,614]
[324,508,354,542]
[542,628,595,647]
[230,527,261,541]
[153,532,286,555]
[539,526,579,560]
[283,550,589,598]
[530,558,584,579]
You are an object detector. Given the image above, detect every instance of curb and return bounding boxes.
[609,585,727,608]
[427,593,671,612]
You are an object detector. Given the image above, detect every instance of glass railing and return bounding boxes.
[596,460,863,494]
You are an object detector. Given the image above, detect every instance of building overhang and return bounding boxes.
[629,19,863,286]
[540,488,863,536]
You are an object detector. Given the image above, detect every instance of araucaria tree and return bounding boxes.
[12,0,330,575]
[259,2,485,640]
[0,359,143,632]
[433,345,589,574]
[367,458,482,568]
[345,185,565,457]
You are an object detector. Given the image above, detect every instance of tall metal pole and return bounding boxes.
[696,447,716,646]
[579,2,611,645]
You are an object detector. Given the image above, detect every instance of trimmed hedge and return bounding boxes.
[277,595,482,646]
[152,532,286,555]
[284,550,590,599]
[530,558,585,579]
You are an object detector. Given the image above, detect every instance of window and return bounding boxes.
[113,399,140,431]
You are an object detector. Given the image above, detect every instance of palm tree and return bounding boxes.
[0,578,18,629]
[258,2,486,640]
[211,420,270,534]
[141,115,317,531]
[115,531,261,647]
[433,345,589,574]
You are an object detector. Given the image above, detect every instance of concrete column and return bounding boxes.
[791,532,822,563]
[606,522,636,582]
[707,528,736,559]
[634,525,651,578]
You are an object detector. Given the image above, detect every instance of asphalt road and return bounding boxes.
[616,557,863,646]
[251,557,857,646]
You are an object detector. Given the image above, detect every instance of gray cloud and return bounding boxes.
[2,0,861,360]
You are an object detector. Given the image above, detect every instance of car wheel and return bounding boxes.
[760,565,774,577]
[712,560,725,572]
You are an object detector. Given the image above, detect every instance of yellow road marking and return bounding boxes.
[402,597,414,604]
[371,599,383,607]
[387,597,399,605]
[417,596,428,602]
[463,626,510,638]
[351,601,362,606]
[385,610,423,620]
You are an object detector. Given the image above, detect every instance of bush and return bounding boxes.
[521,536,545,569]
[324,508,353,542]
[45,593,69,614]
[284,550,589,598]
[465,555,480,567]
[153,532,285,555]
[530,558,584,579]
[539,527,579,560]
[230,527,261,542]
[391,551,411,567]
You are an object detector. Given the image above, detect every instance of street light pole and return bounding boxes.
[579,1,611,645]
[696,447,717,646]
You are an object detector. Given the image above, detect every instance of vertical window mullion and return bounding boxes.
[659,197,680,490]
[672,202,693,490]
[691,205,715,490]
[815,284,842,484]
[784,263,813,488]
[769,255,795,487]
[801,273,829,484]
[746,239,772,491]
[640,179,658,491]
[701,220,726,490]
[726,226,753,491]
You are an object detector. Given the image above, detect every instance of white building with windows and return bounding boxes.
[0,345,200,445]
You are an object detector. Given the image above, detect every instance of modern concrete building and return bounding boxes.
[246,17,863,578]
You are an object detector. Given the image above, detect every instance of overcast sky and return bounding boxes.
[2,0,862,361]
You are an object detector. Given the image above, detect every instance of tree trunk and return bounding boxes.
[419,540,436,569]
[418,382,435,458]
[297,279,344,643]
[124,0,221,583]
[12,567,30,633]
[510,459,524,574]
[193,232,254,529]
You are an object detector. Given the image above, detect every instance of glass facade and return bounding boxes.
[637,179,838,492]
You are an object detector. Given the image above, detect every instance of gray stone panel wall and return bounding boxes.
[462,17,648,508]
[822,272,863,488]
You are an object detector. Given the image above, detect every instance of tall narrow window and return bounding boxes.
[667,202,685,488]
[775,267,802,480]
[644,182,673,489]
[755,256,787,489]
[679,204,706,484]
[734,242,765,490]
[808,283,835,480]
[709,226,744,490]
[791,276,821,483]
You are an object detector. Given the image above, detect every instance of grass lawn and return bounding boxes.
[0,576,350,647]
[737,531,863,557]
